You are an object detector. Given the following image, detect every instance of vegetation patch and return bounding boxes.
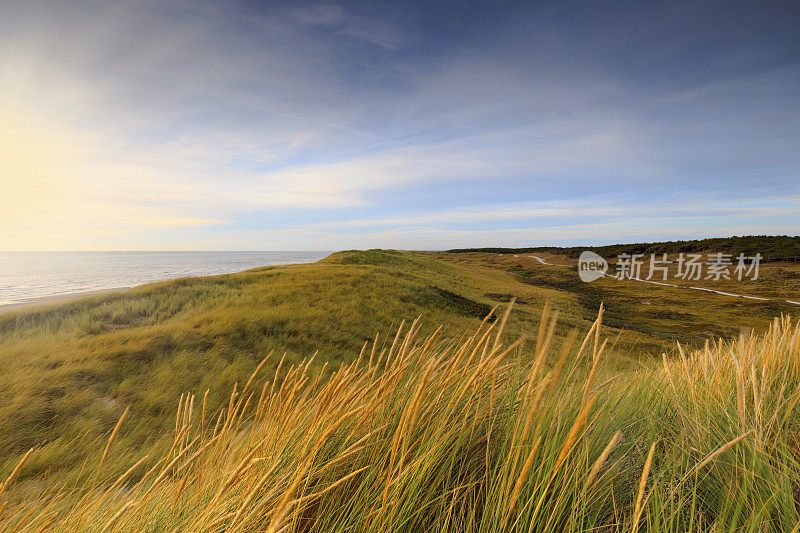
[485,292,528,304]
[406,286,495,321]
[323,249,413,267]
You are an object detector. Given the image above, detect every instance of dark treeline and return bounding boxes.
[448,235,800,262]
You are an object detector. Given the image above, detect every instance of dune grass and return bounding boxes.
[2,300,799,531]
[0,250,660,487]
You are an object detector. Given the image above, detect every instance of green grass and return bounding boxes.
[0,250,573,485]
[0,249,798,531]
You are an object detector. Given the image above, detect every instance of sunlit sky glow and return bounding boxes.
[1,0,799,250]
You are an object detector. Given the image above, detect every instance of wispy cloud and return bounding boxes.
[291,4,408,50]
[1,0,798,250]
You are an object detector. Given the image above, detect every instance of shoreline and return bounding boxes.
[0,251,331,315]
[0,287,132,313]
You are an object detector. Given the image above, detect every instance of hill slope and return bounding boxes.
[0,250,562,482]
[0,248,793,491]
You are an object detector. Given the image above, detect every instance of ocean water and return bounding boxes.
[0,251,330,305]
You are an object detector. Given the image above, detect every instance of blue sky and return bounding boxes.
[1,0,799,250]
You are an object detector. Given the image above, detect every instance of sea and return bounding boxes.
[0,251,330,306]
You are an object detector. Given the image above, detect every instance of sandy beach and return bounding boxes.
[0,287,131,313]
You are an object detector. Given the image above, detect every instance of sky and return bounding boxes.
[1,0,799,251]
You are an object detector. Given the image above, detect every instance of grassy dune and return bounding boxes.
[2,302,800,530]
[0,250,583,485]
[1,249,799,530]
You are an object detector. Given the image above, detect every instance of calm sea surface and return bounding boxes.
[0,251,330,305]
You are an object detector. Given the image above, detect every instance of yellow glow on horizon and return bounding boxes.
[0,101,87,249]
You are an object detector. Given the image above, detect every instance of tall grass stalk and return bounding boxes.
[2,305,800,531]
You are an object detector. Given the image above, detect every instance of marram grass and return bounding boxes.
[2,302,800,532]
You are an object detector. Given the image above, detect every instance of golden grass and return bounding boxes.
[1,301,800,531]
